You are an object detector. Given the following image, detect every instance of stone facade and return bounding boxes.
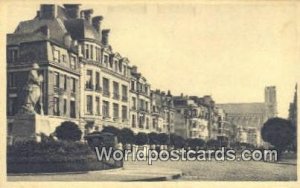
[216,86,278,146]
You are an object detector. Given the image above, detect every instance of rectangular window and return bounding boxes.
[8,72,16,88]
[139,99,144,111]
[86,70,93,89]
[70,56,76,69]
[85,44,89,59]
[71,78,76,92]
[122,105,127,120]
[90,45,93,60]
[63,99,67,115]
[95,72,100,91]
[8,48,18,62]
[103,55,109,66]
[114,60,118,72]
[86,95,93,114]
[62,54,67,63]
[54,72,59,88]
[95,97,100,115]
[63,75,67,90]
[132,97,136,110]
[113,81,119,99]
[102,101,109,117]
[70,100,76,118]
[113,103,119,119]
[119,62,123,72]
[132,114,136,127]
[53,49,60,63]
[53,97,60,116]
[146,118,149,129]
[152,119,157,129]
[8,97,17,116]
[103,77,110,97]
[139,115,144,128]
[145,101,149,112]
[131,81,135,90]
[122,85,128,101]
[123,65,127,76]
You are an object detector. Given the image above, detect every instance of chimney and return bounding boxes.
[101,29,110,46]
[131,65,137,73]
[40,4,57,19]
[80,9,93,23]
[92,16,103,33]
[63,4,81,19]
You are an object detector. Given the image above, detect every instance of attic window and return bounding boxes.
[53,49,60,63]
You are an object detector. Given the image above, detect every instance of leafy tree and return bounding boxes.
[187,138,205,149]
[54,121,82,142]
[170,134,186,148]
[148,132,159,145]
[135,132,149,145]
[261,117,295,154]
[157,133,169,145]
[206,139,219,149]
[101,126,121,140]
[119,128,135,144]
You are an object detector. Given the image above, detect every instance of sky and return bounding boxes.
[3,1,299,117]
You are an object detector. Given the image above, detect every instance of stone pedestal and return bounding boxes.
[11,114,51,142]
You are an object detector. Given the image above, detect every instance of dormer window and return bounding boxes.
[114,60,118,71]
[103,54,109,66]
[119,61,122,72]
[53,49,60,63]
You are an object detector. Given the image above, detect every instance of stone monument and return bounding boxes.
[11,63,51,142]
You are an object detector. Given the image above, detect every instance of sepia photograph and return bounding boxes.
[1,0,299,186]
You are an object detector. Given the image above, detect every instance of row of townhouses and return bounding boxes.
[7,4,268,145]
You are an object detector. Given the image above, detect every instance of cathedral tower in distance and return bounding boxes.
[264,86,278,118]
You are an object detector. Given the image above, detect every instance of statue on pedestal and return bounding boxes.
[19,63,44,115]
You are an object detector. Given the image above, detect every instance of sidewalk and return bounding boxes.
[8,163,182,181]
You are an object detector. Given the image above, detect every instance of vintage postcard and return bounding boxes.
[0,0,299,187]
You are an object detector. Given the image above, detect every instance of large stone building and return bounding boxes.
[129,66,152,133]
[172,95,214,140]
[216,86,278,146]
[7,4,175,141]
[7,4,82,137]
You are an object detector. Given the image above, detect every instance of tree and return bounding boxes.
[187,138,205,149]
[135,132,149,145]
[157,133,169,145]
[170,134,186,148]
[148,132,159,145]
[206,139,219,149]
[101,126,121,140]
[261,118,295,155]
[54,121,82,142]
[119,128,135,144]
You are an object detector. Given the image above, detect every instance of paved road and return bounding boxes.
[8,159,296,181]
[129,159,296,181]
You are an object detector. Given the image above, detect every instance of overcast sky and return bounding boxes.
[4,1,299,117]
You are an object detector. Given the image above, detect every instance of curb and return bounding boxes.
[125,171,183,181]
[8,167,123,176]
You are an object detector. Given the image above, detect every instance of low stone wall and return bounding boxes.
[8,158,123,174]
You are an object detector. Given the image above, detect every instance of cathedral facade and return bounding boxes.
[216,86,277,146]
